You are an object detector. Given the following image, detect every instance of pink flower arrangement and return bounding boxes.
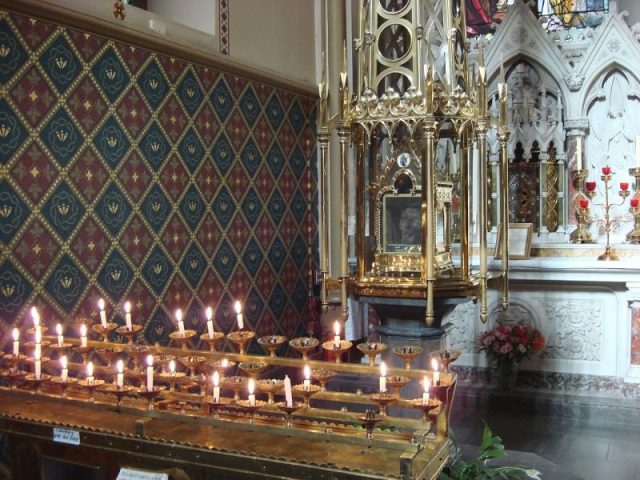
[477,323,545,364]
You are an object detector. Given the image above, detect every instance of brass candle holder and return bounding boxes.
[101,383,134,410]
[392,345,423,370]
[124,345,149,371]
[311,368,337,391]
[206,395,230,419]
[411,397,442,423]
[277,401,304,428]
[169,329,197,350]
[158,370,186,392]
[238,361,268,379]
[95,347,123,368]
[257,335,287,357]
[221,375,248,402]
[116,324,142,344]
[570,169,593,244]
[358,409,383,441]
[236,399,266,424]
[49,375,76,399]
[430,349,460,373]
[356,342,387,366]
[154,354,176,374]
[178,355,206,378]
[386,375,410,397]
[92,323,118,342]
[370,392,396,417]
[289,337,319,360]
[227,331,256,354]
[200,331,225,352]
[137,386,163,410]
[626,167,640,244]
[71,345,93,364]
[256,378,284,404]
[78,378,105,402]
[584,167,631,261]
[321,340,352,364]
[24,373,50,395]
[0,368,28,389]
[292,383,321,408]
[48,342,72,358]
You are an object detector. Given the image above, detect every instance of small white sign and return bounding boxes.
[52,428,80,446]
[116,468,169,480]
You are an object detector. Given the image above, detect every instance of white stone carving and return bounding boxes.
[444,302,478,353]
[539,299,603,361]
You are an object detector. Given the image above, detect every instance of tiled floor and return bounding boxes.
[450,391,640,480]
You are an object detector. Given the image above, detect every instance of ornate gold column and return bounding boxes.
[477,121,489,323]
[422,121,437,326]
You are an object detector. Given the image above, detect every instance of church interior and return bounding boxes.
[1,0,640,479]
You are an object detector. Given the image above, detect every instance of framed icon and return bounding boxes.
[494,223,533,260]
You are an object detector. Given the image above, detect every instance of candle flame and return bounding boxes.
[169,359,175,373]
[380,361,387,377]
[80,324,87,337]
[87,361,94,377]
[212,370,220,386]
[234,301,242,315]
[56,323,63,336]
[12,328,19,341]
[60,355,68,369]
[248,377,255,395]
[30,306,40,326]
[146,354,154,367]
[221,358,229,368]
[34,347,41,361]
[431,357,439,372]
[117,359,124,374]
[124,301,131,313]
[98,298,105,310]
[175,308,183,322]
[205,306,213,320]
[423,375,430,392]
[304,364,311,380]
[333,321,340,336]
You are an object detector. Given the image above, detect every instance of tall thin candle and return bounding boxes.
[303,365,311,391]
[56,323,63,347]
[80,324,87,348]
[175,308,185,337]
[146,354,154,392]
[86,361,94,384]
[12,328,19,356]
[34,345,41,380]
[60,355,68,382]
[206,306,214,338]
[116,359,124,388]
[248,378,255,406]
[333,321,341,349]
[98,298,107,328]
[124,301,132,331]
[212,371,220,402]
[422,376,430,406]
[379,361,387,393]
[284,375,293,407]
[431,357,440,385]
[234,301,244,330]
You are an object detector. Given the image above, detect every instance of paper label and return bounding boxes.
[116,468,169,480]
[52,428,80,446]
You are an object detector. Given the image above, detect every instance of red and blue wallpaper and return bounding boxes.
[0,9,317,351]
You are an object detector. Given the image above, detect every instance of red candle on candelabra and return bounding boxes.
[620,182,629,191]
[579,199,589,209]
[585,181,597,192]
[631,198,639,208]
[602,166,611,175]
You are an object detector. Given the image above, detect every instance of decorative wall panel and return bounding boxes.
[0,9,317,351]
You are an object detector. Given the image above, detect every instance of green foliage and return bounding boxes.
[439,423,541,480]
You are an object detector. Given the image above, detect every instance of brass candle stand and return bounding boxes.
[570,169,593,244]
[626,167,640,244]
[584,169,631,261]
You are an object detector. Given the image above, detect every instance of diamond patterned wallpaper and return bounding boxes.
[0,9,317,349]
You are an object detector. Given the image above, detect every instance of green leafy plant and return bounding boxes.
[439,423,541,480]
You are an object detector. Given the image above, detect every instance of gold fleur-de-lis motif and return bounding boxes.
[60,276,73,289]
[105,68,116,80]
[106,136,118,148]
[188,201,197,211]
[248,201,255,210]
[0,124,11,138]
[149,79,158,90]
[249,252,256,261]
[186,87,195,98]
[187,144,196,154]
[111,270,121,281]
[248,153,255,161]
[218,95,225,104]
[0,44,10,58]
[57,203,70,215]
[220,150,227,158]
[1,284,15,297]
[108,202,119,214]
[221,255,229,265]
[55,57,67,69]
[150,141,160,152]
[152,263,163,274]
[189,259,198,269]
[151,201,161,212]
[56,130,68,142]
[0,205,12,217]
[220,201,228,212]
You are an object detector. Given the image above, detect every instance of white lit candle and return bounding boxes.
[431,358,440,385]
[12,328,19,356]
[248,378,255,406]
[234,301,244,330]
[124,301,132,331]
[212,371,220,402]
[169,359,176,377]
[221,358,229,368]
[284,374,293,407]
[422,376,430,406]
[98,298,107,328]
[303,364,311,391]
[636,136,640,168]
[333,321,341,349]
[116,359,124,388]
[34,345,41,380]
[56,323,64,347]
[34,328,41,360]
[80,324,87,348]
[146,354,154,392]
[379,361,387,393]
[175,308,185,337]
[60,355,68,383]
[31,306,41,339]
[86,361,94,384]
[206,306,214,338]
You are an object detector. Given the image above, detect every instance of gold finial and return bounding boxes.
[339,40,349,122]
[319,51,328,129]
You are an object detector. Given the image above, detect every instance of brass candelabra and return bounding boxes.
[569,169,593,244]
[626,167,640,244]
